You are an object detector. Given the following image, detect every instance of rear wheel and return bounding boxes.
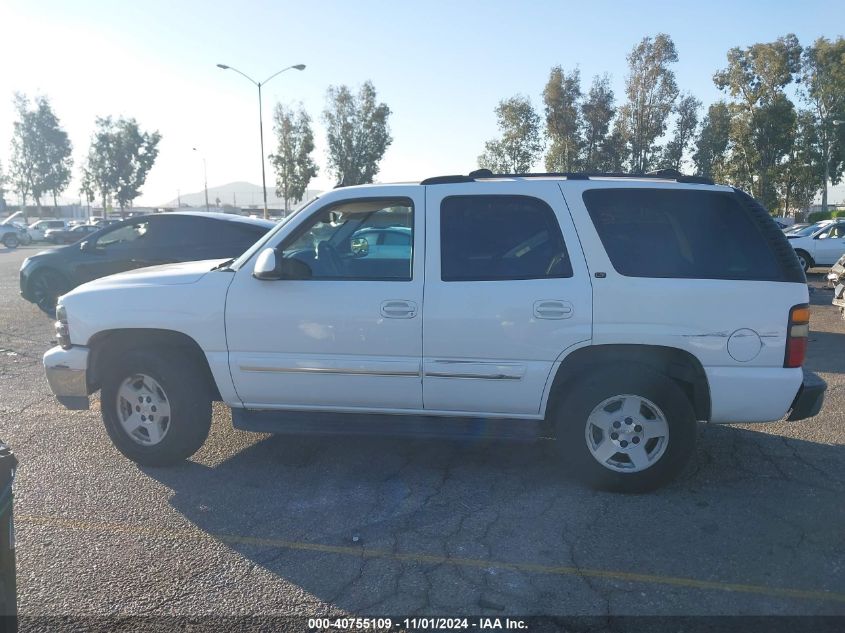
[795,249,812,273]
[101,349,212,466]
[28,269,70,316]
[553,365,697,492]
[2,233,19,249]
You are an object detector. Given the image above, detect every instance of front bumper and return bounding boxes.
[786,369,826,421]
[43,345,90,410]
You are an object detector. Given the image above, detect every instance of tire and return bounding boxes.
[552,365,697,493]
[795,249,813,273]
[101,349,211,466]
[2,234,19,249]
[28,269,70,316]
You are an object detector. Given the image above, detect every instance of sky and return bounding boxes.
[1,0,843,207]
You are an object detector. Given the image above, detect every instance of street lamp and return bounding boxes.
[192,147,209,212]
[216,62,306,219]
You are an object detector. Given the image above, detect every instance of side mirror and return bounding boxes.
[79,240,95,252]
[253,248,312,280]
[350,237,369,257]
[253,248,280,280]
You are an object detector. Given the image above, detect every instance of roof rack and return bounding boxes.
[420,168,714,186]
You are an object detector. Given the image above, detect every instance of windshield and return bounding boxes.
[791,222,831,237]
[229,197,319,270]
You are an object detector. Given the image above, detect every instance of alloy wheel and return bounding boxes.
[584,394,669,473]
[116,373,172,446]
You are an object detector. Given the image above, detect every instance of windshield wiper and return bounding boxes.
[210,258,235,271]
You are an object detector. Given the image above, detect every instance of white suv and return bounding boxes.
[42,171,826,492]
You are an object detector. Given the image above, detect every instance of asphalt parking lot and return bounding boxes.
[1,244,844,619]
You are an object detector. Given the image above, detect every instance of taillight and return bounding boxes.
[784,304,810,368]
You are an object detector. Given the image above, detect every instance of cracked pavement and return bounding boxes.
[1,245,844,617]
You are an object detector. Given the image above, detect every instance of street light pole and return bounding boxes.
[216,62,306,220]
[192,148,209,212]
[257,82,268,219]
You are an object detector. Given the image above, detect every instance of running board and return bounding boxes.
[231,408,544,441]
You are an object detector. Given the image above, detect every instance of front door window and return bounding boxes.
[281,198,413,281]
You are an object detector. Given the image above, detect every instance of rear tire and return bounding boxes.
[552,365,697,493]
[101,349,212,466]
[795,249,812,273]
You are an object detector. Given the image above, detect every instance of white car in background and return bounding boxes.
[27,219,68,242]
[786,220,845,272]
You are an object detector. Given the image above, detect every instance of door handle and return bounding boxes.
[381,300,418,319]
[533,300,573,320]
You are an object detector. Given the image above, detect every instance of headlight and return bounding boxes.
[55,304,71,349]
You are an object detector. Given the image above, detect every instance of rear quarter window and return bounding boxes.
[582,188,782,281]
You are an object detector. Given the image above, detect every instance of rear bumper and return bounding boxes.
[787,370,826,421]
[43,345,90,410]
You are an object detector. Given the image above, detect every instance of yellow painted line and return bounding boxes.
[17,513,845,605]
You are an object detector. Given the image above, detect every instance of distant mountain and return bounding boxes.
[163,181,322,209]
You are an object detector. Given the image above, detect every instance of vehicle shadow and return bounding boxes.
[805,330,845,374]
[143,420,845,614]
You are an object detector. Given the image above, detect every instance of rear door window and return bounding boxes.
[440,195,572,281]
[582,188,781,280]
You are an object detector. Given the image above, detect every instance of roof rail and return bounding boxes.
[421,170,714,186]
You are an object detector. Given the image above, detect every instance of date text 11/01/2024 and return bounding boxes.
[307,617,528,630]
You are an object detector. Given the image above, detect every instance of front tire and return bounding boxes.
[101,349,212,466]
[795,249,812,273]
[553,365,697,493]
[28,269,70,316]
[2,234,19,249]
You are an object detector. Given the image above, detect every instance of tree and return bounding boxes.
[600,128,629,172]
[801,36,845,213]
[323,81,392,186]
[543,66,582,172]
[9,94,73,215]
[778,110,821,217]
[35,98,73,207]
[86,116,161,218]
[478,95,543,173]
[713,34,802,206]
[0,159,7,210]
[79,166,96,218]
[693,102,732,180]
[581,74,616,171]
[659,93,701,171]
[618,34,680,173]
[751,93,797,207]
[714,34,802,109]
[270,103,318,211]
[9,94,37,217]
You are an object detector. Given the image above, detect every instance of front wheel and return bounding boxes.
[553,365,697,493]
[29,269,70,316]
[2,234,19,249]
[795,249,812,273]
[101,349,212,466]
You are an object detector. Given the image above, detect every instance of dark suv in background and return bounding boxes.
[20,211,274,314]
